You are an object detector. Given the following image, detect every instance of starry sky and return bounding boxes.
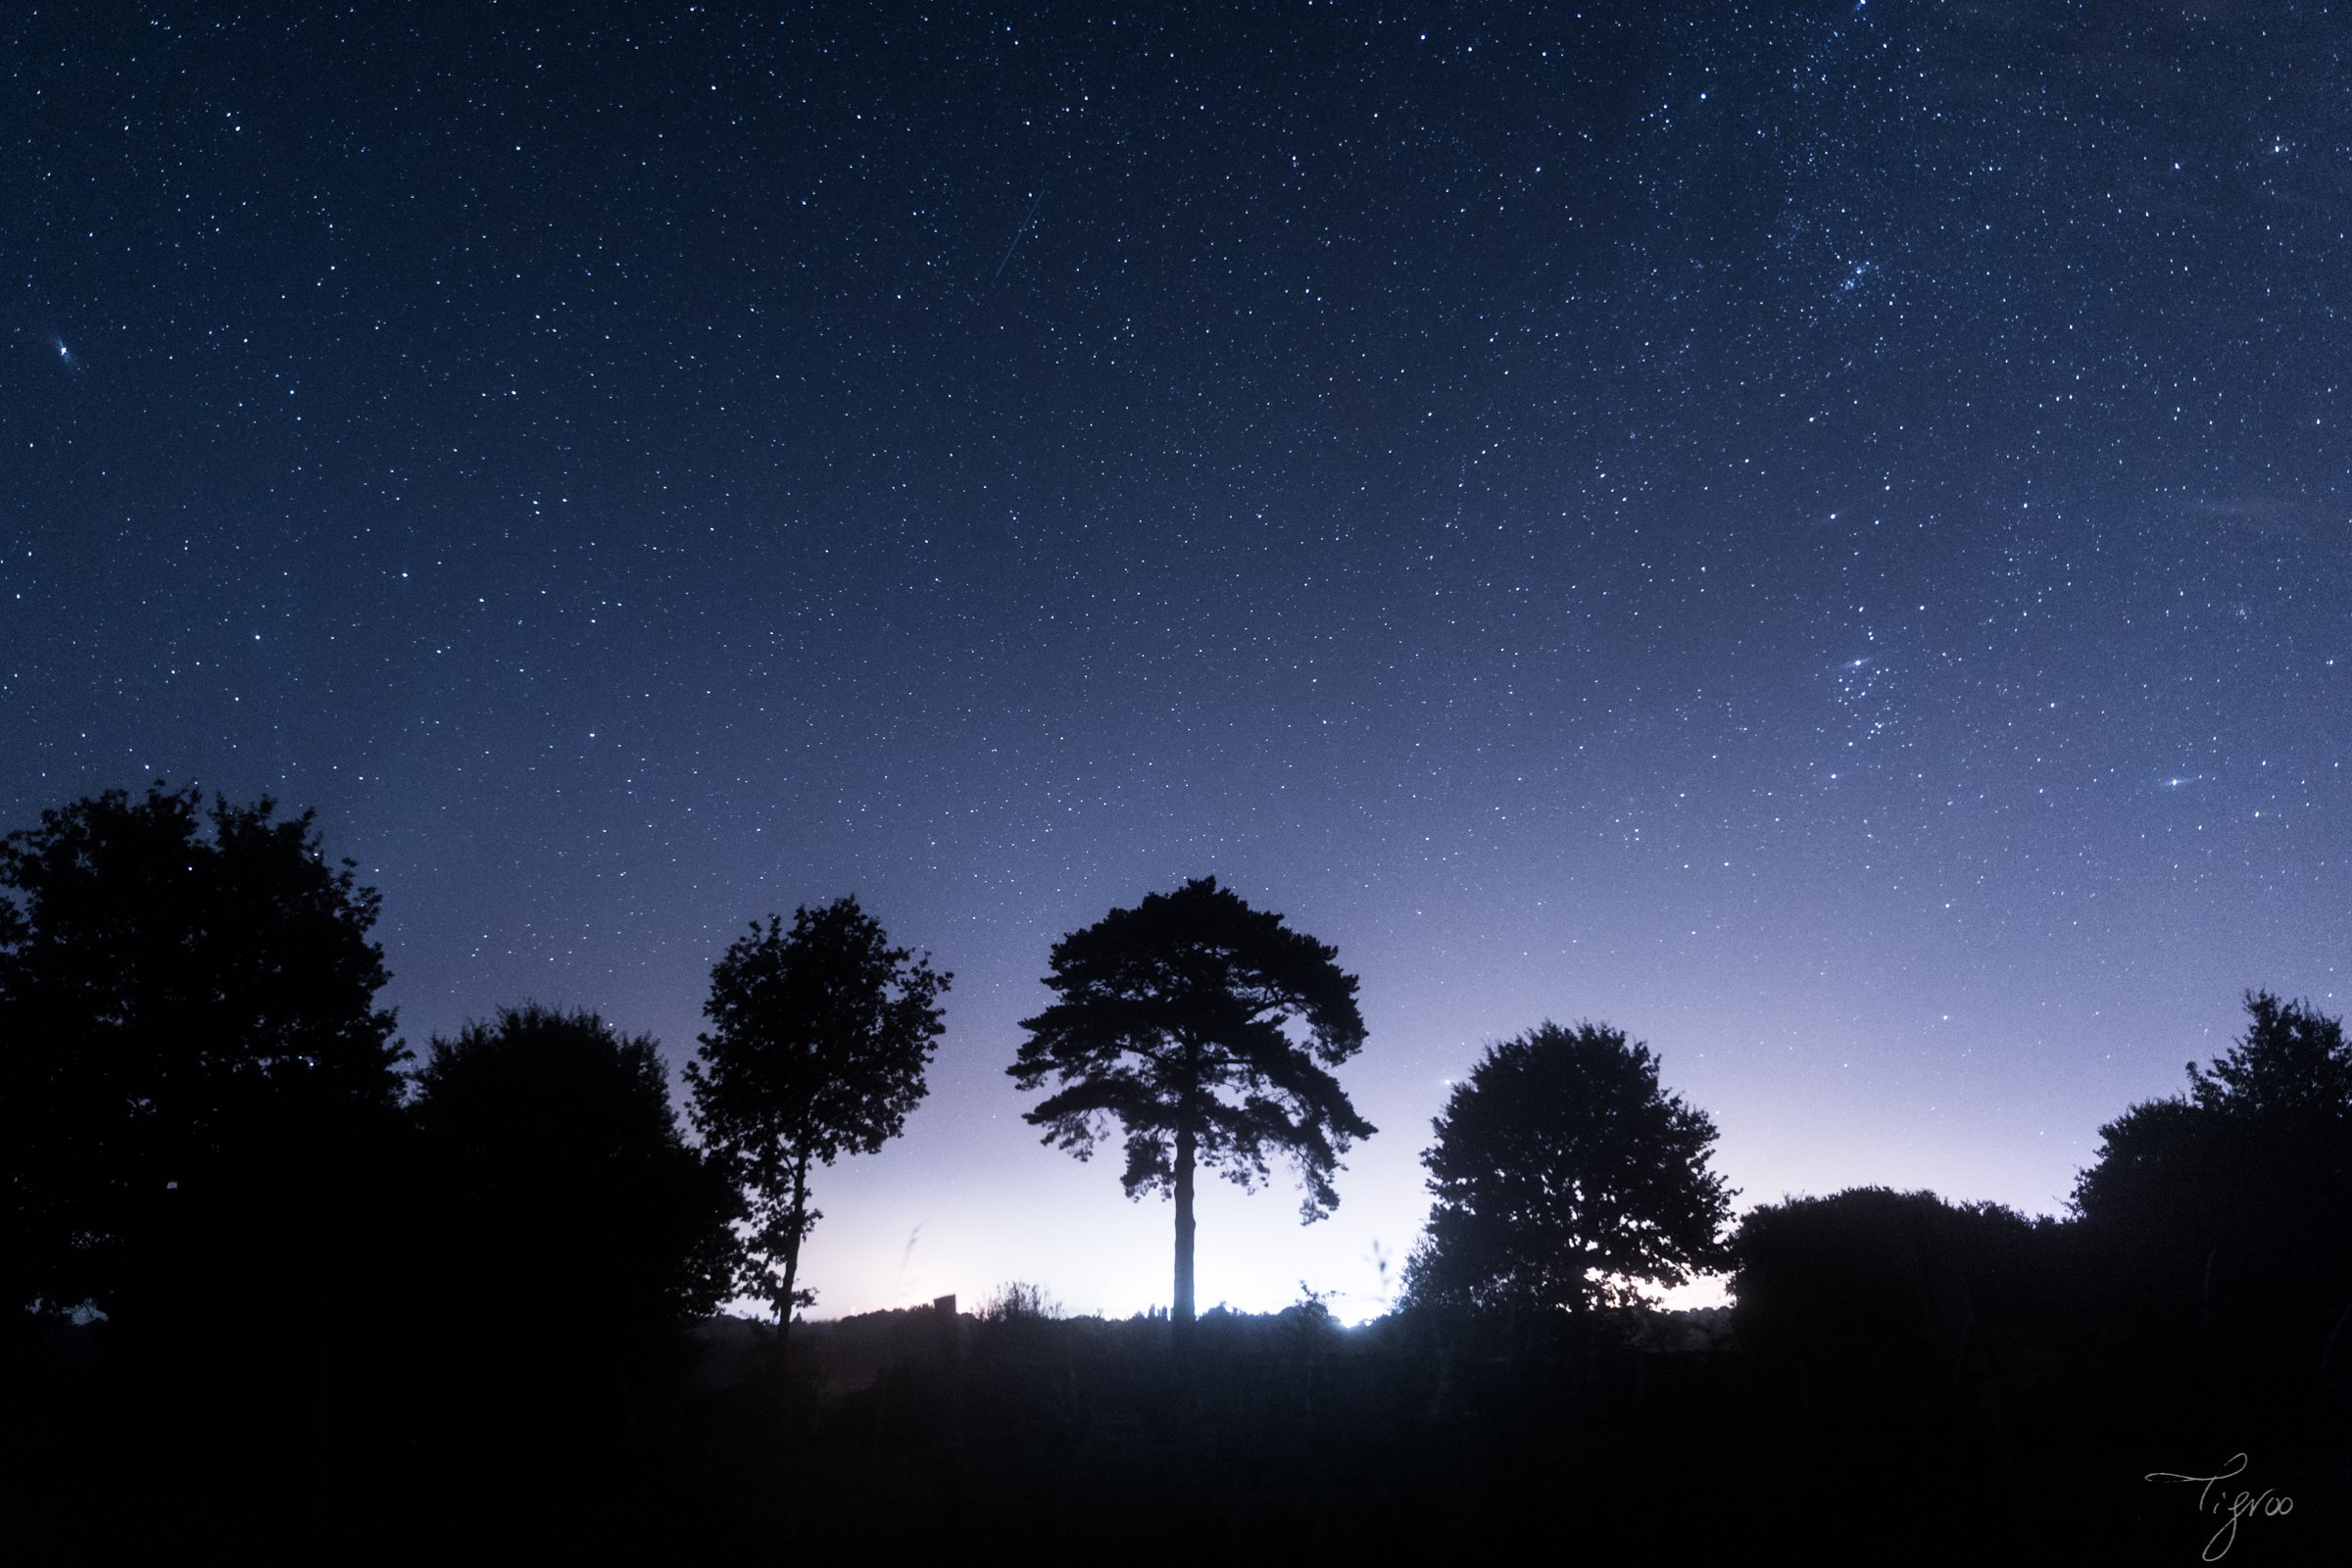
[7,1,2347,1320]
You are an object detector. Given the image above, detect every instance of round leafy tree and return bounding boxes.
[1404,1020,1733,1314]
[0,784,407,1323]
[411,1004,738,1340]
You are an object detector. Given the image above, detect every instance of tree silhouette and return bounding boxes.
[410,1004,736,1342]
[685,899,950,1347]
[1401,1020,1732,1315]
[2072,991,2352,1391]
[1008,877,1373,1337]
[0,783,406,1325]
[1725,1188,2070,1538]
[1731,1187,2059,1410]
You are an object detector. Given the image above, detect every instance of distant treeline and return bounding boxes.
[4,784,2347,1559]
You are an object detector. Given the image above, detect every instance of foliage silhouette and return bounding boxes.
[410,1004,737,1342]
[687,898,950,1346]
[1731,1187,2061,1414]
[977,1280,1062,1324]
[2072,991,2352,1399]
[1401,1020,1732,1315]
[0,783,405,1326]
[1720,1187,2104,1559]
[1008,877,1373,1336]
[1278,1281,1339,1359]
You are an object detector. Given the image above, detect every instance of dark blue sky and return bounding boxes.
[7,1,2346,1316]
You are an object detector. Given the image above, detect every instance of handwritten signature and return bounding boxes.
[2144,1452,2293,1561]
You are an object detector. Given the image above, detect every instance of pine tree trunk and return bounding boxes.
[1173,1123,1198,1340]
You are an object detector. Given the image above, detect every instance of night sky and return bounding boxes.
[8,1,2348,1320]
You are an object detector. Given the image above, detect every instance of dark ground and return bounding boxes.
[11,1299,2345,1563]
